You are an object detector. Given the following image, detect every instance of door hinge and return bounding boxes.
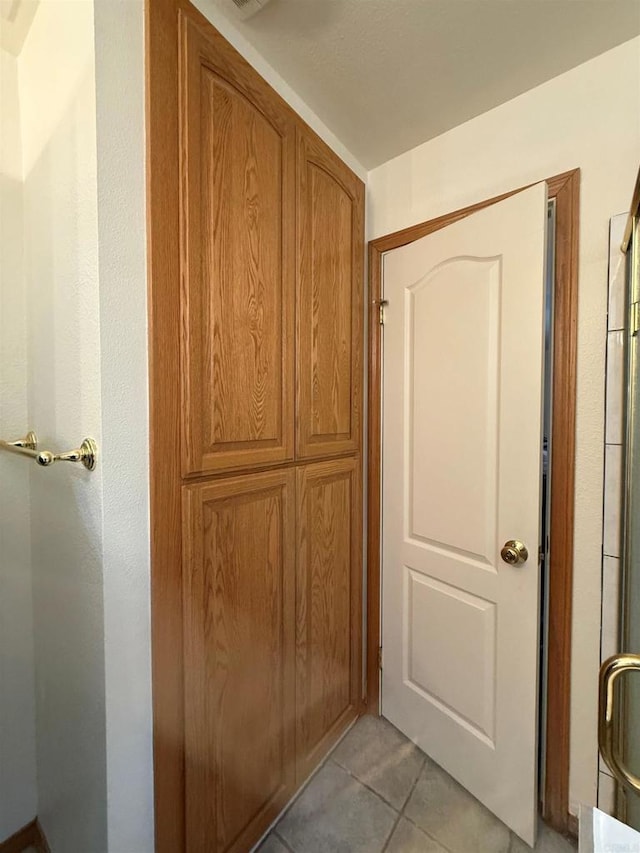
[373,299,389,326]
[632,301,640,337]
[378,646,383,670]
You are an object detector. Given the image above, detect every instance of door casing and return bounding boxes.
[366,169,580,836]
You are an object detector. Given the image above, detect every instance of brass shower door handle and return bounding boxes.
[598,653,640,794]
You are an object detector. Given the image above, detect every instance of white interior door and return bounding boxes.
[381,184,548,846]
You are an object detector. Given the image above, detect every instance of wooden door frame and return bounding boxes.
[147,0,184,850]
[366,169,580,835]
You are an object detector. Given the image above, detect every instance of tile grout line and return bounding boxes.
[393,755,461,853]
[399,754,426,815]
[283,716,526,853]
[279,756,403,853]
[333,732,459,852]
[398,759,477,853]
[272,829,296,853]
[398,811,458,853]
[324,725,429,852]
[380,809,403,853]
[274,717,571,853]
[327,756,405,814]
[266,715,362,847]
[331,720,431,815]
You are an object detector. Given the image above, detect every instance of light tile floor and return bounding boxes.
[257,716,578,853]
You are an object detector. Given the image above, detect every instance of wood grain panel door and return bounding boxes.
[296,129,365,460]
[180,12,295,476]
[296,458,362,780]
[149,3,365,851]
[183,469,296,853]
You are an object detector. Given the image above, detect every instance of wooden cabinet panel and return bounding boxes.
[297,129,365,459]
[296,458,362,780]
[150,6,365,852]
[180,13,295,476]
[183,470,296,852]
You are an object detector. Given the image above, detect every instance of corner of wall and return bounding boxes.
[0,45,38,844]
[93,1,153,850]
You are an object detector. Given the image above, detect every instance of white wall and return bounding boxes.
[19,2,107,849]
[0,45,38,842]
[93,1,153,850]
[368,36,640,814]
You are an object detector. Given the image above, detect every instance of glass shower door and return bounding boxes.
[622,213,640,830]
[599,208,640,830]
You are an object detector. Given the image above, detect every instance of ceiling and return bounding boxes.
[0,0,38,55]
[204,0,640,168]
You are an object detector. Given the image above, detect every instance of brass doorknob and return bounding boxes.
[501,540,528,566]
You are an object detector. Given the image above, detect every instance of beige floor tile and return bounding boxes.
[277,762,397,853]
[331,714,425,809]
[385,817,448,852]
[404,758,511,853]
[256,832,291,853]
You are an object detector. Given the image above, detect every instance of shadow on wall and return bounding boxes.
[21,56,108,853]
[204,0,344,36]
[0,100,38,835]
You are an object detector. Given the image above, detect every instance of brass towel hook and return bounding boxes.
[0,432,98,471]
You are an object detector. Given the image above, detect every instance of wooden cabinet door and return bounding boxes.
[180,12,295,476]
[296,129,365,459]
[183,470,296,853]
[296,458,363,780]
[150,5,365,851]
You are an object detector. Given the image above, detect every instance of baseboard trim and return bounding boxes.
[567,812,579,839]
[0,819,50,853]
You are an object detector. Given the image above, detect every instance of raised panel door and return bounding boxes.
[296,129,364,459]
[150,6,365,852]
[180,13,295,476]
[183,469,296,852]
[381,184,548,845]
[296,458,362,780]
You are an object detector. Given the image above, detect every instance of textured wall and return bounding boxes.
[19,2,108,849]
[0,45,38,843]
[93,1,153,850]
